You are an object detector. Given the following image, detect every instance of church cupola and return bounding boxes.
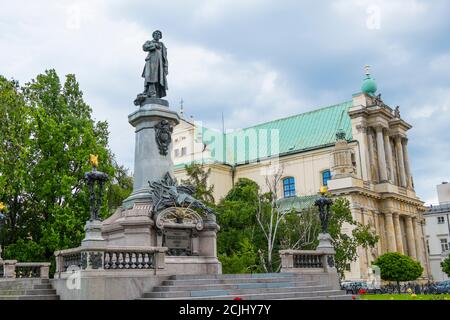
[361,65,377,96]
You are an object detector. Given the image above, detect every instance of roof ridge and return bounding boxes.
[234,100,352,131]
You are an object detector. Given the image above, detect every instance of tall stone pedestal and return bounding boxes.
[317,232,335,254]
[81,220,105,248]
[123,98,180,208]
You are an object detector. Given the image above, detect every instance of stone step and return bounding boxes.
[139,289,348,300]
[0,294,59,300]
[0,289,57,296]
[144,285,333,298]
[169,273,295,280]
[162,276,306,286]
[152,280,319,292]
[33,284,53,290]
[0,279,47,290]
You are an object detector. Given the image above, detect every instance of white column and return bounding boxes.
[413,217,425,268]
[402,138,412,188]
[384,213,397,252]
[384,134,395,183]
[393,213,404,254]
[359,126,371,181]
[405,216,417,259]
[367,128,378,182]
[394,136,407,187]
[375,126,388,182]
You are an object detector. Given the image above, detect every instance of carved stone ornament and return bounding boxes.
[372,93,388,108]
[155,119,173,156]
[156,207,204,231]
[335,129,346,141]
[394,106,401,118]
[89,252,103,269]
[327,255,335,268]
[149,172,216,216]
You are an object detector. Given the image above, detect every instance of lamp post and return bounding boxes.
[82,155,108,248]
[84,155,109,222]
[0,202,5,261]
[314,186,335,253]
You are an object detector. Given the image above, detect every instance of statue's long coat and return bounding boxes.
[141,40,168,91]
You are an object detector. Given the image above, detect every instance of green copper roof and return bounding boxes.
[198,101,353,165]
[174,101,353,169]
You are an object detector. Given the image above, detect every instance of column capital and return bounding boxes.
[356,124,368,134]
[393,134,408,143]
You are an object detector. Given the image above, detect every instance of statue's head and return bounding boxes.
[152,30,162,41]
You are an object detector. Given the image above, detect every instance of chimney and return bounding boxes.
[437,182,450,204]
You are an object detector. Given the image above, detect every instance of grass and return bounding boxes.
[359,294,450,300]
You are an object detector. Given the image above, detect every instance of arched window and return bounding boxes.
[322,170,332,186]
[283,177,296,198]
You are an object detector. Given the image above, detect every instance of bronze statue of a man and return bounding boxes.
[141,30,168,98]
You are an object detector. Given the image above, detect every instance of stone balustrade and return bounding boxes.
[279,249,336,273]
[54,246,168,276]
[0,260,50,279]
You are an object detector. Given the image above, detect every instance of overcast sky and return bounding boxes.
[1,0,449,204]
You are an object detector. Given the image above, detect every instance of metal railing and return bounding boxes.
[54,246,167,275]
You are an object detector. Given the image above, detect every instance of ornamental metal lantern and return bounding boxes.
[84,155,109,221]
[314,186,333,234]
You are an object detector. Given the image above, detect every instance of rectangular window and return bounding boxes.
[322,170,332,186]
[283,177,296,198]
[440,238,449,252]
[174,149,179,157]
[437,216,445,224]
[426,240,430,254]
[181,147,187,156]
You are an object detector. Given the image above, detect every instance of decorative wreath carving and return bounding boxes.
[155,207,204,231]
[155,119,173,156]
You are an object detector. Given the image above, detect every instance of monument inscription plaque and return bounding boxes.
[163,229,191,255]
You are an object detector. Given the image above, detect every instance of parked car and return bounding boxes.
[435,280,450,294]
[341,281,369,294]
[426,280,450,294]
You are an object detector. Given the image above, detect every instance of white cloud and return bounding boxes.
[1,0,450,208]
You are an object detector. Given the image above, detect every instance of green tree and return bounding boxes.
[107,161,133,214]
[0,77,32,245]
[216,178,264,273]
[328,197,379,281]
[0,70,118,265]
[441,253,450,277]
[373,252,423,293]
[181,163,215,204]
[280,206,320,251]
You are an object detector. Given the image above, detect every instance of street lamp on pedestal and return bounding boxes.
[81,154,109,248]
[314,186,335,254]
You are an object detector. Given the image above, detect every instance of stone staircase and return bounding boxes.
[0,278,59,300]
[139,273,351,300]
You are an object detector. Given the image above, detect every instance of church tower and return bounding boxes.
[328,66,430,280]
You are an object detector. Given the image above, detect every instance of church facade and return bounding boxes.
[171,70,430,281]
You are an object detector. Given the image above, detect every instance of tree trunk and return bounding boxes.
[397,281,401,294]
